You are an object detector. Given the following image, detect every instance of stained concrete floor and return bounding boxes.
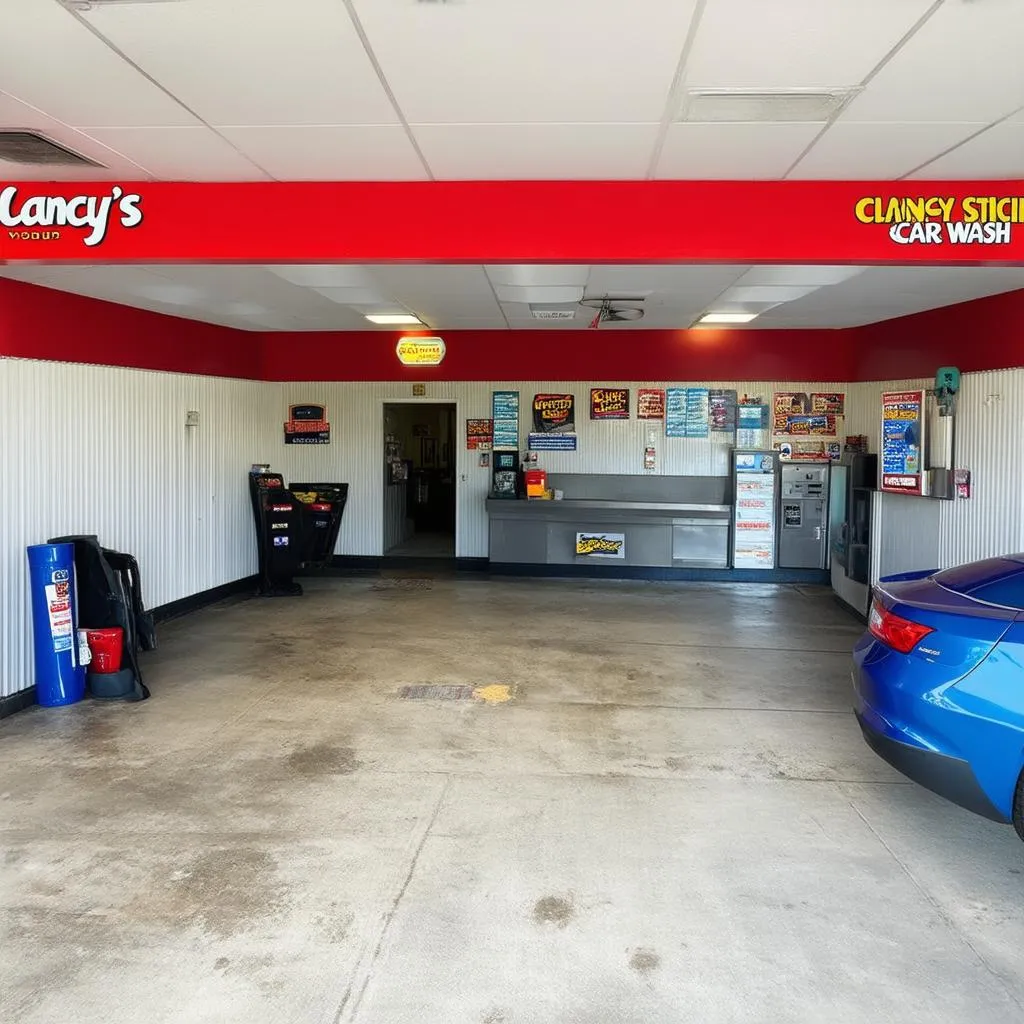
[3,577,1024,1023]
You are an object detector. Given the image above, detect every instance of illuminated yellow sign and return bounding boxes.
[396,336,446,366]
[575,533,626,558]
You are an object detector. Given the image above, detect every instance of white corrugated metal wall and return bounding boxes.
[0,357,277,697]
[276,379,853,559]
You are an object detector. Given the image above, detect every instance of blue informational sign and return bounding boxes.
[528,432,578,451]
[492,390,520,450]
[685,388,709,438]
[665,388,687,437]
[881,390,924,494]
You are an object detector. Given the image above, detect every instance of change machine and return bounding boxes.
[777,462,830,569]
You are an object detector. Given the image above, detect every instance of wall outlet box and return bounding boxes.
[185,410,200,427]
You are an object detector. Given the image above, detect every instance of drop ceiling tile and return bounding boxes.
[81,0,398,126]
[485,266,592,288]
[351,0,699,123]
[1,1,196,127]
[655,123,821,179]
[81,127,269,181]
[217,126,427,180]
[737,266,867,287]
[792,122,985,179]
[267,266,379,289]
[842,2,1024,123]
[414,124,659,179]
[494,285,586,304]
[584,265,748,301]
[684,0,936,90]
[907,122,1024,178]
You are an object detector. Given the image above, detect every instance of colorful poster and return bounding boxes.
[528,432,578,451]
[685,388,710,438]
[492,390,520,449]
[284,402,330,445]
[881,390,925,494]
[811,391,845,416]
[637,388,666,419]
[665,388,687,437]
[466,419,493,450]
[575,532,626,559]
[732,453,776,569]
[532,393,575,433]
[736,404,770,449]
[772,391,810,433]
[776,414,837,436]
[709,389,738,432]
[590,387,630,419]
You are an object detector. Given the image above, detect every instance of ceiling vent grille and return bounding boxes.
[0,131,101,167]
[680,89,856,123]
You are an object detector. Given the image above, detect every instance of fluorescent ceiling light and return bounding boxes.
[681,89,856,123]
[364,313,424,325]
[698,312,759,325]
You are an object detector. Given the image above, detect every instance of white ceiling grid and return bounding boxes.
[0,0,1021,182]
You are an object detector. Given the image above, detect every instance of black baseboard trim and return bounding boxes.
[0,686,38,721]
[151,574,258,624]
[316,555,489,575]
[487,563,831,584]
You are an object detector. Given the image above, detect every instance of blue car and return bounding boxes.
[853,556,1024,839]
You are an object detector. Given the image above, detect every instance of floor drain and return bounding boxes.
[400,685,475,700]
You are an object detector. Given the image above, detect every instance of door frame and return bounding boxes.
[380,398,461,557]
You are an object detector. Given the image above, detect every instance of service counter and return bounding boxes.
[487,473,731,569]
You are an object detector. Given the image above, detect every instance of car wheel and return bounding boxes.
[1014,770,1024,843]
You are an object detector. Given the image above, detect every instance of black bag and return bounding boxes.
[48,535,154,701]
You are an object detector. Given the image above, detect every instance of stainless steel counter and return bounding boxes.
[486,479,732,568]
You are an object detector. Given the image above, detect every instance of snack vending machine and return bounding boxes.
[730,450,778,569]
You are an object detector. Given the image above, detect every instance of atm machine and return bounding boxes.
[777,462,830,569]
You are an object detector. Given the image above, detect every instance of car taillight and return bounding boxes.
[868,599,934,654]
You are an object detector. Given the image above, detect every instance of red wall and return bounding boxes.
[0,278,260,379]
[2,276,1023,383]
[857,287,1024,380]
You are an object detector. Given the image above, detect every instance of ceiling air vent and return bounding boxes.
[0,131,101,167]
[680,89,857,123]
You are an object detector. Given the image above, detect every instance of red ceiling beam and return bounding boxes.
[2,180,1024,264]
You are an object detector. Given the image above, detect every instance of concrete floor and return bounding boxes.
[2,577,1024,1024]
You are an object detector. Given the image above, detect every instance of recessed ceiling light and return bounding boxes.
[698,312,759,325]
[364,313,424,325]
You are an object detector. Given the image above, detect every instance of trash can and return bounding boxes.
[85,628,123,674]
[26,543,87,707]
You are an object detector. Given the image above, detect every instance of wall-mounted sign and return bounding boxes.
[466,419,494,450]
[881,390,925,494]
[637,389,666,419]
[492,390,520,449]
[811,391,845,416]
[590,387,630,419]
[666,388,687,437]
[576,532,626,559]
[284,403,330,445]
[532,393,575,433]
[396,336,446,366]
[528,432,577,451]
[709,389,738,432]
[412,383,426,396]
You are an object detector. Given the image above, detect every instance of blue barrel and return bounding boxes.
[27,543,86,707]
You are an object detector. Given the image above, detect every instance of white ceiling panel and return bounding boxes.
[843,1,1024,123]
[267,266,379,289]
[907,122,1024,179]
[0,93,149,180]
[683,0,936,90]
[585,264,747,300]
[82,0,398,126]
[0,1,196,128]
[737,266,867,287]
[351,0,699,124]
[217,126,427,181]
[414,124,659,180]
[485,266,591,288]
[792,121,985,179]
[655,123,821,179]
[81,127,270,181]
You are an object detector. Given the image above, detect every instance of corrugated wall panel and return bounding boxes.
[275,379,852,559]
[0,358,277,697]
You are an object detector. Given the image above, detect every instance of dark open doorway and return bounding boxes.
[383,403,457,558]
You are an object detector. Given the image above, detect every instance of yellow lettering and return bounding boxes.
[905,197,925,223]
[962,197,979,223]
[855,198,874,224]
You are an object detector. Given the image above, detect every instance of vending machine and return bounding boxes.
[730,450,779,569]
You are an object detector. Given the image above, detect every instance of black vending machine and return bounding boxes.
[248,470,348,596]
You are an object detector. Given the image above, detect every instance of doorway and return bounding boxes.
[383,403,457,558]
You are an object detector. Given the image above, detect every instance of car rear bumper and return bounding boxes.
[855,711,1008,822]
